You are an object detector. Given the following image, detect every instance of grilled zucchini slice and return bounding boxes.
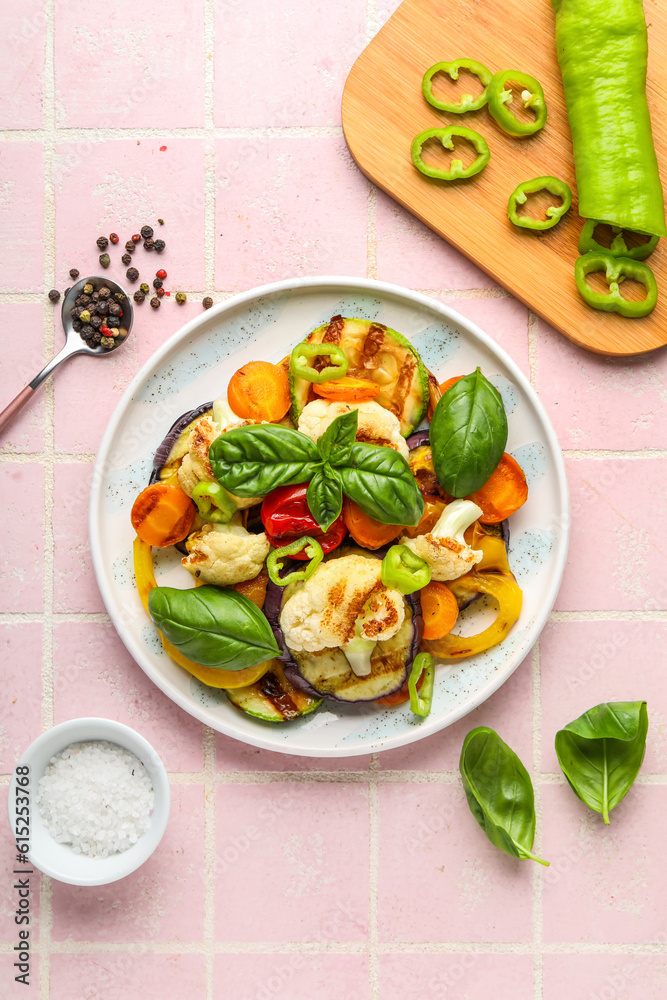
[225,662,322,722]
[289,315,429,436]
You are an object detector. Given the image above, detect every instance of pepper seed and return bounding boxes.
[96,236,109,250]
[202,296,213,309]
[126,267,139,282]
[140,225,154,239]
[150,296,160,309]
[48,289,61,303]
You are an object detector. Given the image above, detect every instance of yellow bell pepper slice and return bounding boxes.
[424,522,522,660]
[132,536,272,689]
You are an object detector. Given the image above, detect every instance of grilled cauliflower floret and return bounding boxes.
[280,555,405,657]
[402,499,484,581]
[181,520,269,586]
[177,403,260,511]
[297,400,409,459]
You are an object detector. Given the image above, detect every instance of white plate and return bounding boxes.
[89,277,568,757]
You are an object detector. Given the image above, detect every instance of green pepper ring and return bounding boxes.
[289,341,349,384]
[574,251,658,319]
[411,126,490,181]
[487,70,547,137]
[422,58,493,114]
[508,176,573,232]
[266,536,324,587]
[578,219,660,262]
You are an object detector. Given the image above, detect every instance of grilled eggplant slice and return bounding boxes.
[289,316,429,436]
[225,662,322,722]
[149,402,214,485]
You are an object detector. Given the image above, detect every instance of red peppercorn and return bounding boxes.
[100,325,110,335]
[156,287,165,298]
[109,233,119,244]
[156,269,167,280]
[131,234,141,243]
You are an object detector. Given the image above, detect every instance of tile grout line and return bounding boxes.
[0,125,346,141]
[531,640,544,999]
[368,752,380,999]
[40,0,57,993]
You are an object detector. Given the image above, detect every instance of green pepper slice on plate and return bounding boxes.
[574,251,658,318]
[422,58,492,113]
[411,126,490,181]
[578,220,659,261]
[381,544,431,595]
[289,341,348,384]
[487,70,547,137]
[266,536,324,586]
[508,176,572,231]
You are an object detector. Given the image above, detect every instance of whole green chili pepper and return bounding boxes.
[380,544,431,595]
[411,127,490,181]
[409,653,435,718]
[289,342,349,384]
[578,219,659,261]
[422,59,492,113]
[574,250,658,318]
[266,536,324,586]
[508,176,573,231]
[191,480,237,523]
[552,0,666,237]
[487,70,547,137]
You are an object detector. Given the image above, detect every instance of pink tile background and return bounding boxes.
[1,0,665,995]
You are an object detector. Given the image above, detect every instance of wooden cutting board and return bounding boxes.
[341,0,667,356]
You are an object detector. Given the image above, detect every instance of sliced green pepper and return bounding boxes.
[422,59,492,113]
[411,127,490,181]
[289,342,349,384]
[191,480,237,523]
[574,251,658,318]
[578,220,659,262]
[487,70,547,137]
[381,544,431,595]
[409,652,435,718]
[508,176,572,231]
[266,536,324,586]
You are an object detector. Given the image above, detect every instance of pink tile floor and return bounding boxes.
[1,2,666,997]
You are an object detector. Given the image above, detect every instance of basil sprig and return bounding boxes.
[209,410,424,531]
[460,726,548,867]
[555,701,648,824]
[429,368,508,496]
[148,585,280,670]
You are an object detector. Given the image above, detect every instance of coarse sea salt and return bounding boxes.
[36,740,154,859]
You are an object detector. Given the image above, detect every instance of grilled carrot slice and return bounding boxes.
[227,360,290,422]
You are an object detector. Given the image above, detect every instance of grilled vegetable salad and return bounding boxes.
[131,315,528,723]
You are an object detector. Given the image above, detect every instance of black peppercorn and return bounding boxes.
[153,278,163,289]
[150,296,160,309]
[91,314,102,329]
[133,290,145,303]
[141,225,153,239]
[96,236,109,250]
[79,294,90,306]
[81,324,93,339]
[122,253,132,266]
[107,316,120,328]
[126,267,139,282]
[143,239,155,251]
[72,318,83,332]
[108,302,121,317]
[91,290,100,301]
[75,295,85,307]
[48,289,61,303]
[99,286,111,299]
[156,287,165,298]
[92,330,102,345]
[202,296,213,309]
[95,303,108,318]
[69,268,80,280]
[153,239,165,253]
[176,291,187,305]
[99,253,110,269]
[124,240,135,253]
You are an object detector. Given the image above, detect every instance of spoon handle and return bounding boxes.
[0,385,35,435]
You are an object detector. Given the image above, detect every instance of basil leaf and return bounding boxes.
[460,727,548,867]
[430,368,508,497]
[148,585,279,669]
[317,409,358,466]
[555,701,648,824]
[336,442,424,526]
[209,424,321,497]
[306,466,343,532]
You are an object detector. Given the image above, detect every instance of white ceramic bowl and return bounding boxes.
[89,277,569,756]
[7,718,170,886]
